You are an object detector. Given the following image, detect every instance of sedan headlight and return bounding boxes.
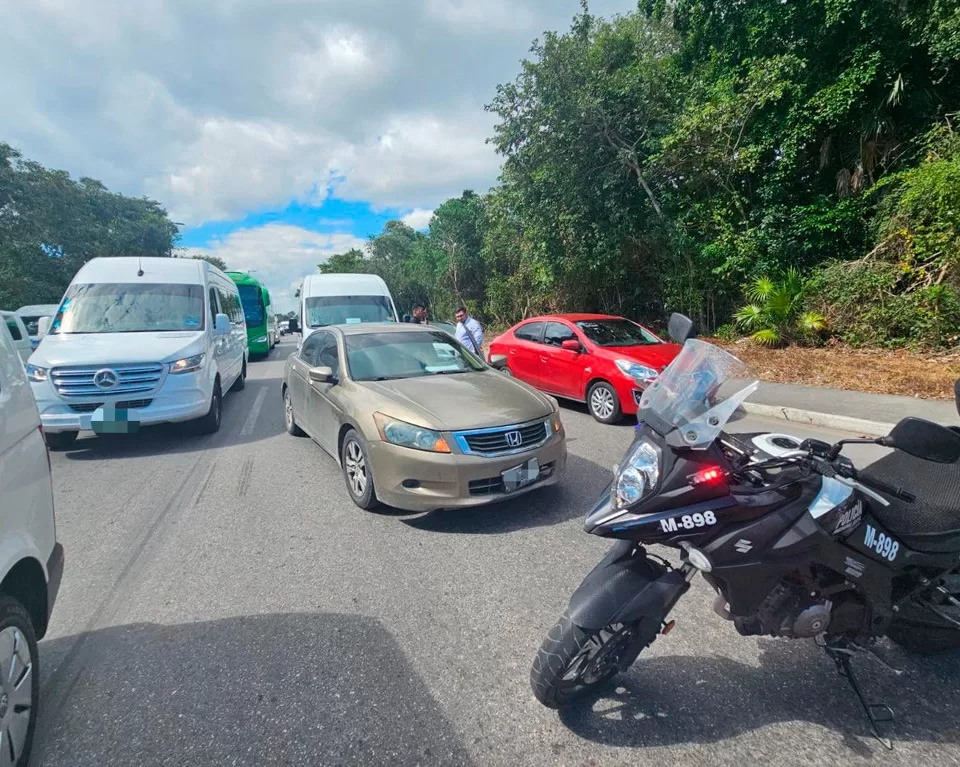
[615,359,658,383]
[26,364,49,383]
[170,354,205,374]
[614,438,660,508]
[373,413,451,453]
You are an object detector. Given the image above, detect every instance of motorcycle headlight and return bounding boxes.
[373,413,451,453]
[614,438,660,508]
[170,354,205,374]
[26,364,49,383]
[615,359,658,384]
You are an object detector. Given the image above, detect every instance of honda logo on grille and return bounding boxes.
[505,430,522,447]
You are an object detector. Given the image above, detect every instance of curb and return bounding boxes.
[740,402,894,437]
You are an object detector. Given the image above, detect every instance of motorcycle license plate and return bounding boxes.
[501,457,540,492]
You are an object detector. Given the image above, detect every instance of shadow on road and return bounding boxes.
[400,453,609,535]
[557,638,960,754]
[559,399,637,428]
[36,613,472,767]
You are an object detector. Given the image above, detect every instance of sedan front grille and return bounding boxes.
[456,419,550,457]
[68,399,154,413]
[50,363,164,398]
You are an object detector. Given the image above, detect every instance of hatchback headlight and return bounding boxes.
[170,354,204,374]
[374,413,451,453]
[26,364,49,383]
[615,359,658,384]
[614,438,660,508]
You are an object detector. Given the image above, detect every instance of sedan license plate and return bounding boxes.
[501,457,540,493]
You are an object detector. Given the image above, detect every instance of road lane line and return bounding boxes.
[240,384,268,437]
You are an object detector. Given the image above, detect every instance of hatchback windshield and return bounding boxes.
[238,285,265,325]
[575,319,660,347]
[50,283,206,334]
[345,331,485,381]
[306,296,394,328]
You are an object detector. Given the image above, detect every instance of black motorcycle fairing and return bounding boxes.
[566,540,690,631]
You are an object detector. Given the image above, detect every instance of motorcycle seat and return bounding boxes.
[860,450,960,552]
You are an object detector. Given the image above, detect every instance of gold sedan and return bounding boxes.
[282,323,567,511]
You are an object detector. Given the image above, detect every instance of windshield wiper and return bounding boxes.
[430,369,470,376]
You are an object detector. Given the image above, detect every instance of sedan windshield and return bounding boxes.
[51,283,206,334]
[305,295,394,328]
[576,319,660,347]
[346,331,485,381]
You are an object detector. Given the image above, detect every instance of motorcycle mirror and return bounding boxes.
[668,313,696,344]
[882,417,960,463]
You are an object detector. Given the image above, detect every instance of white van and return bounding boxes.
[0,321,64,767]
[299,273,399,334]
[27,257,248,450]
[16,304,61,350]
[1,311,33,365]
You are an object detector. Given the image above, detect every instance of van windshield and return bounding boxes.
[51,283,206,334]
[305,295,394,328]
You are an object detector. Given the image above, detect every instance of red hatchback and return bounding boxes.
[487,314,681,424]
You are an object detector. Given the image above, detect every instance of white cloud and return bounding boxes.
[401,208,435,230]
[0,0,639,227]
[183,225,366,312]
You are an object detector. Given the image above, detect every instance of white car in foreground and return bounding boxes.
[0,322,64,766]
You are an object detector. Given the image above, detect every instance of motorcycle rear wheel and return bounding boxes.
[530,613,644,708]
[886,575,960,654]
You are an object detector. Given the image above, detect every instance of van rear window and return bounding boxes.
[305,295,394,328]
[51,283,206,334]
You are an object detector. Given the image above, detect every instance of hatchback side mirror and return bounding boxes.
[37,317,52,338]
[561,339,583,353]
[309,365,334,383]
[668,313,696,344]
[214,313,231,336]
[882,417,960,463]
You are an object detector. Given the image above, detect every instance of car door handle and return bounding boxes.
[540,356,548,362]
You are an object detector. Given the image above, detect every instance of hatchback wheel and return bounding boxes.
[587,381,622,424]
[340,430,380,510]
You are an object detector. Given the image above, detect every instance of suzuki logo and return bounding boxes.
[505,430,522,447]
[734,539,753,554]
[93,368,119,390]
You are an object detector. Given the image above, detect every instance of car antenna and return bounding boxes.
[137,256,144,277]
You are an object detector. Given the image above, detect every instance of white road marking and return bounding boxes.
[240,384,268,437]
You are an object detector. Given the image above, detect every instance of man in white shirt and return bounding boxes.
[455,306,483,356]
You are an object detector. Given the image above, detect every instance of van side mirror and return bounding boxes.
[214,313,231,337]
[668,313,696,344]
[561,339,583,353]
[882,417,960,463]
[288,318,300,333]
[309,365,333,383]
[37,317,52,337]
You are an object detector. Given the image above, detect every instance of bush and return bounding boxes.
[713,323,740,343]
[734,268,827,347]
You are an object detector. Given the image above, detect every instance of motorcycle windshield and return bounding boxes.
[638,339,759,449]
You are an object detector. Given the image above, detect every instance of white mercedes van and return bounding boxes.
[0,320,64,767]
[27,257,248,450]
[299,273,399,335]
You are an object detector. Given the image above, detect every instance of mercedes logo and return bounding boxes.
[93,368,119,390]
[505,430,522,448]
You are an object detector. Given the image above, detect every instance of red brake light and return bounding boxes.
[690,467,724,485]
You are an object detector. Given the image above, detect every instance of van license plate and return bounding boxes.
[501,458,540,492]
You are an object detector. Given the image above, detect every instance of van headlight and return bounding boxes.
[26,364,49,383]
[170,354,205,374]
[615,359,658,383]
[614,439,660,508]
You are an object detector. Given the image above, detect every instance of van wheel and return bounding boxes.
[44,431,78,451]
[0,596,40,767]
[231,360,246,392]
[587,382,623,424]
[195,381,223,435]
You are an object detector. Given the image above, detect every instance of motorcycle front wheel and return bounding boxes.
[530,613,645,708]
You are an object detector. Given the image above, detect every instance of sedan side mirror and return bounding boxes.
[214,313,231,337]
[489,354,508,371]
[668,313,696,344]
[309,365,334,383]
[882,416,960,463]
[561,339,583,353]
[37,316,51,338]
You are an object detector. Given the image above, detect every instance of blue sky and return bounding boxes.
[2,0,637,313]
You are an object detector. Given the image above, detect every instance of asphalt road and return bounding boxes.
[32,337,960,767]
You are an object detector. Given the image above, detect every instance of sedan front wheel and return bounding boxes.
[340,430,380,510]
[587,381,622,424]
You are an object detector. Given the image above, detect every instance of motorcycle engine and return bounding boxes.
[734,580,833,639]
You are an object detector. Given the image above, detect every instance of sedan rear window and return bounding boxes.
[576,319,660,347]
[346,331,485,381]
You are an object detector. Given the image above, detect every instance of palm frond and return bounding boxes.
[751,328,782,347]
[746,276,775,303]
[734,304,765,329]
[799,311,827,333]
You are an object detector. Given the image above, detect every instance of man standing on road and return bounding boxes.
[412,305,430,324]
[455,306,483,356]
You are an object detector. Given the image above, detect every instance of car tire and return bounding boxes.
[340,430,380,510]
[44,431,78,451]
[195,380,223,435]
[587,381,622,424]
[283,389,305,437]
[231,359,246,392]
[0,595,40,767]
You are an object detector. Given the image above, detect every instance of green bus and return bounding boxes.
[227,271,279,356]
